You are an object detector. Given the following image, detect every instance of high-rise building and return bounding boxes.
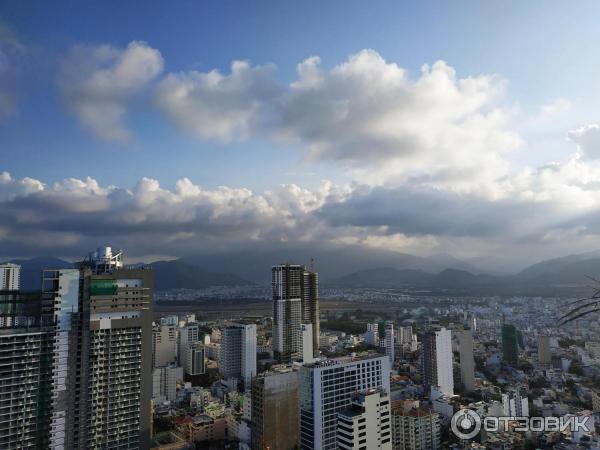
[186,342,206,376]
[301,323,315,364]
[179,322,201,365]
[153,323,177,367]
[0,280,53,448]
[251,366,299,450]
[272,263,320,362]
[502,323,520,366]
[538,335,552,365]
[421,327,454,396]
[397,326,413,346]
[336,388,392,450]
[384,321,395,367]
[272,264,303,361]
[457,328,475,392]
[302,266,320,357]
[43,246,153,449]
[219,323,257,389]
[0,263,20,291]
[152,363,183,403]
[365,323,380,346]
[299,353,391,450]
[391,400,441,450]
[502,386,529,417]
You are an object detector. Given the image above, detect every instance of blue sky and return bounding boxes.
[2,1,600,267]
[3,1,600,187]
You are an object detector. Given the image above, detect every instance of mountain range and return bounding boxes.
[4,257,251,291]
[5,249,600,296]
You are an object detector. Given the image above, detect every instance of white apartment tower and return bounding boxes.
[219,323,257,389]
[365,323,380,346]
[384,321,395,367]
[299,353,391,450]
[421,327,454,396]
[179,322,200,366]
[152,364,183,403]
[457,328,475,392]
[397,326,413,346]
[301,323,315,364]
[391,400,441,450]
[0,263,20,291]
[502,387,529,417]
[336,388,392,450]
[153,323,177,368]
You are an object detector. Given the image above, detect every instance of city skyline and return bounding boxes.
[3,2,600,270]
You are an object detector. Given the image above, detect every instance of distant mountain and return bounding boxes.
[9,248,600,296]
[5,256,73,291]
[517,253,596,278]
[2,257,251,292]
[150,260,252,290]
[181,245,478,284]
[516,257,600,286]
[329,267,498,291]
[329,254,600,296]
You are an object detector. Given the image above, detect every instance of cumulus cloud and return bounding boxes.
[568,124,600,160]
[2,142,600,265]
[156,50,521,186]
[539,98,571,118]
[156,60,280,141]
[280,52,520,182]
[58,41,163,142]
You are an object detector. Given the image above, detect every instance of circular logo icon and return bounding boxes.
[451,409,481,440]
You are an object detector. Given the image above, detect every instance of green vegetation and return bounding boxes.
[322,312,367,334]
[559,338,584,349]
[569,360,584,376]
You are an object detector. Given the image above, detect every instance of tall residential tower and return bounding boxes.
[272,263,319,362]
[299,353,391,450]
[421,327,454,396]
[44,247,154,449]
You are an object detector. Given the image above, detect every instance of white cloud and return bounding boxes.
[156,50,521,187]
[2,138,600,266]
[156,60,280,141]
[539,98,571,118]
[58,41,163,142]
[568,123,600,160]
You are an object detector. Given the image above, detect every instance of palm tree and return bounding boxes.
[558,276,600,326]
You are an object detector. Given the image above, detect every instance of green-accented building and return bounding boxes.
[502,323,520,366]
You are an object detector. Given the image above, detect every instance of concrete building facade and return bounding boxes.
[299,354,391,450]
[251,366,299,450]
[336,388,392,450]
[421,327,454,396]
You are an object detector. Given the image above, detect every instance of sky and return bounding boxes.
[2,1,600,271]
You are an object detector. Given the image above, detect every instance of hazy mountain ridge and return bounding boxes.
[150,260,252,290]
[328,256,600,296]
[3,257,251,291]
[181,245,482,283]
[5,249,600,296]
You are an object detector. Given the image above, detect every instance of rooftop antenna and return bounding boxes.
[309,256,315,272]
